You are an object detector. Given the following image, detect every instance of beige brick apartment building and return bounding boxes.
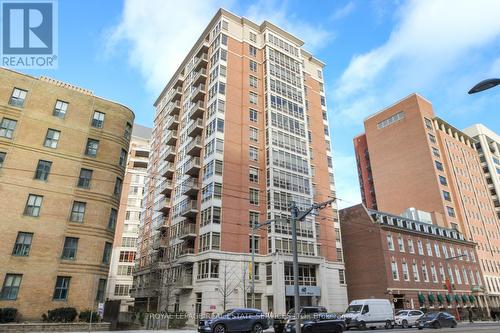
[0,68,134,320]
[132,9,347,319]
[353,93,500,312]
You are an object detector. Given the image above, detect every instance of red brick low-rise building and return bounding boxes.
[340,204,487,318]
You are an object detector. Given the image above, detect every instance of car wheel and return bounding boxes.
[253,323,263,333]
[214,324,226,333]
[451,321,457,328]
[385,320,394,329]
[358,321,366,330]
[433,321,441,329]
[402,320,409,329]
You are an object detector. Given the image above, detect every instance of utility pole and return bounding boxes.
[291,202,301,333]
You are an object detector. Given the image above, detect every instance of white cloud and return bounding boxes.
[333,0,500,125]
[331,1,356,21]
[332,151,361,209]
[106,0,232,92]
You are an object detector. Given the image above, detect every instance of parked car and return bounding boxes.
[395,309,424,328]
[198,308,270,333]
[273,306,328,333]
[284,312,345,333]
[416,312,457,329]
[341,299,395,330]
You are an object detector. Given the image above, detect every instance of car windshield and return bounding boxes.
[423,312,438,319]
[221,309,234,317]
[345,305,363,313]
[396,310,409,316]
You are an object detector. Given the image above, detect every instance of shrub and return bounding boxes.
[0,308,18,323]
[46,307,77,322]
[79,309,99,322]
[168,311,188,328]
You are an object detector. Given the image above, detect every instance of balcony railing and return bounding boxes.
[187,118,203,137]
[186,136,202,157]
[166,115,179,130]
[193,68,207,86]
[175,274,193,288]
[180,200,198,218]
[158,198,171,214]
[167,100,181,116]
[194,53,208,71]
[170,86,182,102]
[165,130,178,146]
[179,223,196,239]
[189,101,205,120]
[173,74,184,88]
[182,177,199,196]
[159,162,175,178]
[159,179,173,195]
[185,157,201,176]
[191,84,206,103]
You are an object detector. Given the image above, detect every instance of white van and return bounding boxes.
[342,299,395,330]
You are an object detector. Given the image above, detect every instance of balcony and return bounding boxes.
[167,100,181,116]
[175,273,193,289]
[191,83,206,103]
[170,86,182,103]
[164,146,176,162]
[159,162,175,178]
[196,41,209,57]
[193,68,207,86]
[189,101,205,120]
[185,157,201,176]
[179,223,196,240]
[158,198,171,214]
[166,115,179,130]
[180,200,198,218]
[165,130,178,146]
[173,74,184,88]
[187,119,203,137]
[179,245,195,256]
[194,53,208,71]
[182,177,200,197]
[186,137,202,157]
[159,179,173,195]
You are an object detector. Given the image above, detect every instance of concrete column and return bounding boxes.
[273,256,286,314]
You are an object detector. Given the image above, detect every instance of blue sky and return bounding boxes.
[20,0,500,207]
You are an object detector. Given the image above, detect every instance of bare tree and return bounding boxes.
[218,263,241,311]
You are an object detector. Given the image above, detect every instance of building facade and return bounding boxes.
[340,204,486,318]
[353,93,500,311]
[0,68,134,319]
[132,9,347,319]
[106,125,151,312]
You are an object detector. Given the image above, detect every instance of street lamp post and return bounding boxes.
[444,254,467,321]
[468,78,500,94]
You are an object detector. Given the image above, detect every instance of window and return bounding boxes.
[426,242,433,256]
[434,243,441,258]
[249,236,259,254]
[61,237,78,260]
[9,88,27,107]
[431,264,438,283]
[250,127,258,142]
[0,152,5,168]
[447,206,455,217]
[24,194,43,217]
[377,111,404,129]
[249,188,259,205]
[413,263,420,282]
[439,175,447,186]
[114,284,130,296]
[53,100,68,118]
[221,34,228,45]
[249,60,257,72]
[402,262,410,281]
[422,263,429,282]
[96,279,106,302]
[391,261,399,280]
[108,208,118,230]
[249,167,259,182]
[53,276,71,300]
[428,133,436,143]
[85,138,99,157]
[387,235,394,251]
[407,239,415,253]
[397,237,405,252]
[432,147,440,157]
[249,109,258,122]
[117,265,133,276]
[249,211,259,228]
[114,178,123,197]
[435,160,443,171]
[12,232,33,256]
[249,31,257,42]
[443,190,451,201]
[44,129,60,148]
[102,242,112,264]
[34,160,52,181]
[124,122,132,140]
[197,259,219,279]
[119,149,127,167]
[0,118,17,139]
[77,168,92,188]
[417,240,424,255]
[119,251,135,262]
[1,274,22,300]
[249,75,258,88]
[249,146,258,161]
[250,92,258,105]
[249,45,257,57]
[70,201,86,222]
[339,269,346,284]
[424,117,433,130]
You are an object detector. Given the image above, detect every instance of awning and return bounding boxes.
[446,294,452,304]
[469,295,476,303]
[437,293,445,304]
[428,293,436,304]
[418,293,426,304]
[454,294,461,303]
[462,294,469,303]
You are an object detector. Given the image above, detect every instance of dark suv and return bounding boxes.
[198,308,270,333]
